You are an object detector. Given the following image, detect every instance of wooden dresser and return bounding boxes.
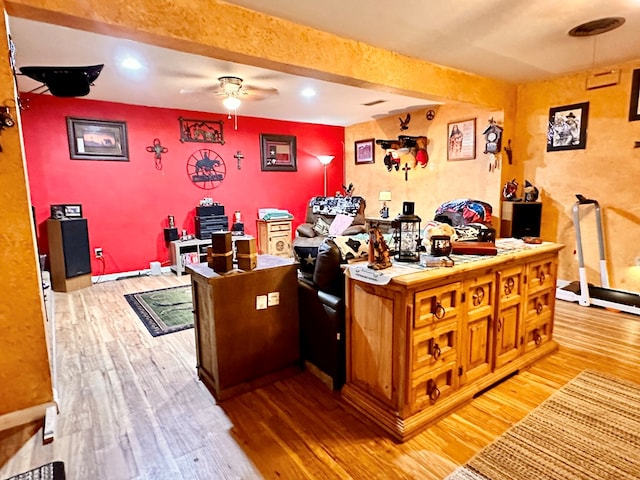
[342,242,563,441]
[187,255,300,401]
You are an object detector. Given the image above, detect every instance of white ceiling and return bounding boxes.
[8,0,640,126]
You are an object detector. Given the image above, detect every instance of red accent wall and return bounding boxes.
[22,94,345,275]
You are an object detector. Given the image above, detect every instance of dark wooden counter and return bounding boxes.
[187,255,299,401]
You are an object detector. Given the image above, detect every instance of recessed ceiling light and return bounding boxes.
[301,87,316,97]
[121,57,143,70]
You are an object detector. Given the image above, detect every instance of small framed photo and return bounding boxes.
[355,138,375,164]
[629,69,640,122]
[66,117,129,161]
[547,102,589,151]
[447,118,476,161]
[260,134,297,171]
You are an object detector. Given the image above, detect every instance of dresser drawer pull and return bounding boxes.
[472,287,485,306]
[432,343,442,360]
[497,317,503,332]
[533,328,542,345]
[536,302,544,315]
[504,277,515,295]
[538,271,546,284]
[433,302,446,320]
[427,379,441,402]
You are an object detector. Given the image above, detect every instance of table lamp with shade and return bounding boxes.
[317,155,334,196]
[379,191,392,218]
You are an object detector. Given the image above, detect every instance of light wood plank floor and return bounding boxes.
[1,273,639,480]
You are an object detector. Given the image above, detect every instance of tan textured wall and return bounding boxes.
[346,105,503,225]
[514,61,640,291]
[0,7,52,416]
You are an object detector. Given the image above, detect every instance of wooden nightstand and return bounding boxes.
[257,219,293,257]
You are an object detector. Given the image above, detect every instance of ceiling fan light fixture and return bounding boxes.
[222,95,241,111]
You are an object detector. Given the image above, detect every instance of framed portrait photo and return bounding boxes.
[447,118,476,161]
[354,138,375,164]
[547,102,589,152]
[629,69,640,122]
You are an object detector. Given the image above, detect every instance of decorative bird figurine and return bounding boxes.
[399,113,411,131]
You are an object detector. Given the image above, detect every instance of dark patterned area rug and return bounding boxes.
[4,461,65,480]
[446,370,640,480]
[125,285,193,337]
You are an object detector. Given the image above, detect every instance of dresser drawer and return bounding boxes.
[269,222,292,233]
[414,282,461,329]
[523,315,552,352]
[410,361,458,412]
[412,320,458,372]
[527,257,556,293]
[524,288,553,320]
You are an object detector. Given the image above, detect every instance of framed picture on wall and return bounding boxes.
[447,118,476,160]
[66,117,129,161]
[546,102,589,151]
[260,134,297,171]
[629,69,640,122]
[354,138,375,164]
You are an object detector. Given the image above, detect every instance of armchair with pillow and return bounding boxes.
[293,196,367,248]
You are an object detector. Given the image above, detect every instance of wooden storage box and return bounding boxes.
[237,253,258,271]
[236,238,257,255]
[207,246,233,273]
[212,231,232,253]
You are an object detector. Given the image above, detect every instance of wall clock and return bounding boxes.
[482,120,503,154]
[186,149,226,189]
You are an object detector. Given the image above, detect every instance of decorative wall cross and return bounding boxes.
[234,150,244,170]
[402,163,410,181]
[146,138,168,170]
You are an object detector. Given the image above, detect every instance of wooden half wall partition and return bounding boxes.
[0,8,55,442]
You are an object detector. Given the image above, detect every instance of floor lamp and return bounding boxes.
[317,155,334,196]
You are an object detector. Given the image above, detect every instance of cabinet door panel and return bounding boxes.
[414,282,461,329]
[461,274,495,385]
[495,303,522,368]
[463,314,492,383]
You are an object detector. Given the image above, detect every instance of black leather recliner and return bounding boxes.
[296,238,345,390]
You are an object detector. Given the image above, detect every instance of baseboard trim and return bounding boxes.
[0,400,57,432]
[93,266,172,283]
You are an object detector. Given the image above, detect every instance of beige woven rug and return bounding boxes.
[445,370,640,480]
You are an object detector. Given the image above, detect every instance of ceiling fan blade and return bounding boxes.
[242,85,279,95]
[179,85,218,95]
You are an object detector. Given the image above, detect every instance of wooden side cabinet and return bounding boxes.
[257,219,293,257]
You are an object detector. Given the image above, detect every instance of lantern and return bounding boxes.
[392,202,422,262]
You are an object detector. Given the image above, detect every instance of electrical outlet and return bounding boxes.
[95,248,103,258]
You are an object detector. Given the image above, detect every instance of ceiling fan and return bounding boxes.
[181,76,279,110]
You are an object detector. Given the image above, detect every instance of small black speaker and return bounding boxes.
[164,228,179,242]
[402,202,415,215]
[59,219,91,278]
